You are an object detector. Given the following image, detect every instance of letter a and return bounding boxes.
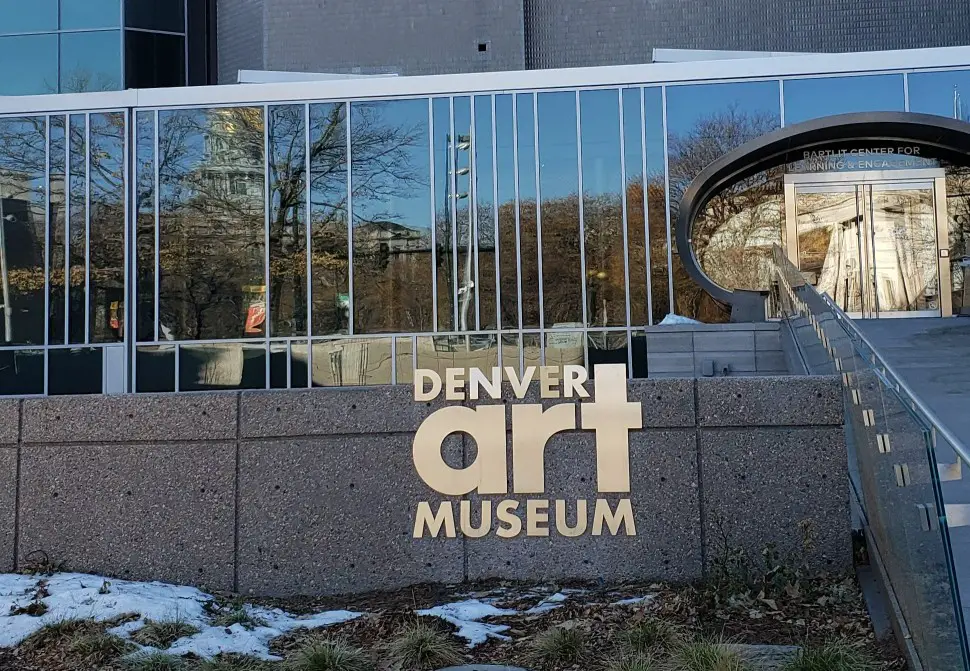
[413,405,507,495]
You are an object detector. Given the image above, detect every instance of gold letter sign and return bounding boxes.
[411,363,640,539]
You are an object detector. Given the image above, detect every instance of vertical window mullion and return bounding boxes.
[532,94,544,364]
[511,95,523,334]
[575,90,588,333]
[449,97,459,331]
[618,90,633,375]
[470,95,480,332]
[346,102,354,336]
[490,95,500,341]
[154,110,160,343]
[263,105,271,388]
[640,89,652,325]
[305,103,312,387]
[661,86,674,314]
[428,98,438,333]
[84,113,91,345]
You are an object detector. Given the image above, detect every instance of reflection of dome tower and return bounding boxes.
[198,108,264,205]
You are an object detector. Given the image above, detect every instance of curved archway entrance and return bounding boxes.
[675,111,970,320]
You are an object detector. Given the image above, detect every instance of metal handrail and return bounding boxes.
[772,243,970,466]
[818,291,970,465]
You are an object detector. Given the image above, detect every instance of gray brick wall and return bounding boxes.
[524,0,970,69]
[217,0,970,80]
[217,0,266,84]
[259,0,524,77]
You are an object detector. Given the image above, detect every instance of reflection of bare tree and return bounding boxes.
[668,108,782,322]
[945,164,970,312]
[0,113,124,345]
[154,102,433,340]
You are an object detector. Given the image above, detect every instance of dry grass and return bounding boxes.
[526,625,587,669]
[131,619,200,649]
[287,639,373,671]
[666,637,746,671]
[783,642,878,671]
[69,631,137,664]
[386,620,464,670]
[602,652,659,671]
[210,607,269,630]
[123,651,187,671]
[616,618,680,655]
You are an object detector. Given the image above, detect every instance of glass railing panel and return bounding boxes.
[771,244,970,669]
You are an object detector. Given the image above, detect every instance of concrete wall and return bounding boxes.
[0,375,849,597]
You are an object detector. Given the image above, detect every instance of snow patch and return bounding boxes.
[525,592,568,614]
[0,572,360,660]
[417,599,515,647]
[658,313,703,325]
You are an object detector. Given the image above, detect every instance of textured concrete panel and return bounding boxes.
[465,429,702,584]
[627,379,695,428]
[19,443,235,589]
[693,331,755,353]
[21,394,238,444]
[240,386,447,438]
[647,352,693,375]
[755,330,783,351]
[695,353,756,374]
[238,434,464,596]
[0,449,16,571]
[0,400,18,445]
[700,427,851,575]
[755,350,789,373]
[697,376,843,427]
[646,332,693,353]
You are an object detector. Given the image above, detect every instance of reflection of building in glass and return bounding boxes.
[0,46,969,394]
[0,0,215,96]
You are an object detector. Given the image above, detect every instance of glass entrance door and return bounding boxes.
[791,179,942,318]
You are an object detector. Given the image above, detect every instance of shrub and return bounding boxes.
[287,640,373,671]
[386,620,464,670]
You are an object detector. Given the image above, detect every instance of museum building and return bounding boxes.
[1,45,969,395]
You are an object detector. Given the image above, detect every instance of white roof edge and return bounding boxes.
[237,70,399,84]
[651,48,818,62]
[0,45,968,115]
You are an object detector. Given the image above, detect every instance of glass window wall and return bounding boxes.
[783,74,905,124]
[666,81,783,322]
[3,64,969,394]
